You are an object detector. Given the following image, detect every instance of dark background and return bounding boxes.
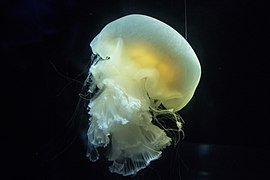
[2,0,269,179]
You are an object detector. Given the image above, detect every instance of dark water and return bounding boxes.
[3,0,269,179]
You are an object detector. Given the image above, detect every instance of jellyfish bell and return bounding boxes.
[91,14,200,111]
[86,14,201,176]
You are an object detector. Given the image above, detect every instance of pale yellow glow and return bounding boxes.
[86,14,201,176]
[126,43,178,85]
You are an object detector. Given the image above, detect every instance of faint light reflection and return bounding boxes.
[198,144,210,156]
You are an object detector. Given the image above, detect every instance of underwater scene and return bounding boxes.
[3,0,269,179]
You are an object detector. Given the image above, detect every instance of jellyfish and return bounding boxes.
[85,14,201,176]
